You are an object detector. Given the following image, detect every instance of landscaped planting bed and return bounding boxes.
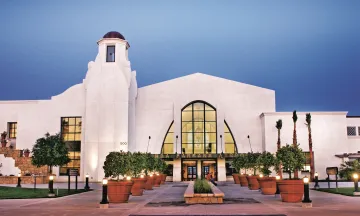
[0,186,91,199]
[184,179,224,204]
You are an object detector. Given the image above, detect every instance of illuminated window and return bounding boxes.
[224,121,237,154]
[60,117,82,176]
[302,152,314,172]
[106,45,115,62]
[181,101,217,154]
[8,122,17,139]
[161,121,174,154]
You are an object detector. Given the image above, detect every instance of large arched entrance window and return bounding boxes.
[161,121,174,154]
[224,120,238,154]
[181,101,217,154]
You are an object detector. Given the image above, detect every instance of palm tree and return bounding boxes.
[305,113,314,180]
[275,119,283,178]
[292,110,299,178]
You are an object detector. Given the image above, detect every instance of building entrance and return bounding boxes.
[201,160,217,181]
[181,160,197,181]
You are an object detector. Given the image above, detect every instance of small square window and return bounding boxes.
[358,127,360,136]
[106,46,115,62]
[347,127,356,136]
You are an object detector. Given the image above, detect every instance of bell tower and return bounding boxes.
[83,31,135,181]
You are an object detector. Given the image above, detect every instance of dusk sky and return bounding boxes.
[0,0,359,115]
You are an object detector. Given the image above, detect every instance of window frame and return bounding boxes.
[161,121,174,154]
[7,122,17,139]
[106,45,115,62]
[224,120,238,154]
[347,126,357,136]
[181,101,217,154]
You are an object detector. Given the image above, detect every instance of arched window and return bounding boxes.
[161,121,174,154]
[181,101,217,154]
[224,120,237,154]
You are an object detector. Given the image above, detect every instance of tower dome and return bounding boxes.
[103,31,125,40]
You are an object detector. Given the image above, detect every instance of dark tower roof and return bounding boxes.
[103,31,125,40]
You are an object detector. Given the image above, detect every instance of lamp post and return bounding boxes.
[314,172,320,190]
[220,135,223,154]
[16,173,21,188]
[353,173,359,195]
[100,178,109,208]
[48,175,55,197]
[84,174,90,191]
[275,175,281,196]
[302,176,312,208]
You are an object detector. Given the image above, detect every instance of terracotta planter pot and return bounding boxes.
[131,178,146,196]
[24,152,30,157]
[144,175,154,190]
[239,175,248,187]
[258,177,276,195]
[278,179,304,203]
[160,174,167,184]
[154,175,161,187]
[232,174,240,184]
[1,142,6,148]
[108,180,134,203]
[246,176,259,190]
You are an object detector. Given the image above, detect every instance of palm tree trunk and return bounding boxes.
[277,129,283,179]
[293,122,299,178]
[309,126,314,181]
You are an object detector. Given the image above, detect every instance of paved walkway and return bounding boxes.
[0,182,360,216]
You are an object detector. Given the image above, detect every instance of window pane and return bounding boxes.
[162,144,173,154]
[74,133,81,141]
[182,122,192,133]
[168,124,174,132]
[205,143,216,153]
[194,144,205,154]
[224,133,234,143]
[182,143,193,154]
[193,111,204,121]
[225,144,235,154]
[182,111,192,121]
[194,122,204,132]
[193,103,204,111]
[106,46,115,62]
[194,133,204,143]
[205,111,216,121]
[182,133,193,143]
[205,104,214,111]
[205,122,216,133]
[164,133,173,143]
[205,133,216,143]
[68,118,76,125]
[183,104,192,111]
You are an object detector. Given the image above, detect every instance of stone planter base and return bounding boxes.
[184,181,224,204]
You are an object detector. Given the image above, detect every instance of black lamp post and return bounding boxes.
[100,178,109,205]
[302,176,312,207]
[48,175,55,197]
[314,172,320,190]
[84,174,90,191]
[220,135,223,154]
[275,175,280,196]
[146,136,151,152]
[16,173,21,188]
[353,173,359,192]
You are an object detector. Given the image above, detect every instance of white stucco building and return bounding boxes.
[1,31,359,182]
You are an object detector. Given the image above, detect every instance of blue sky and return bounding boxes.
[0,0,359,115]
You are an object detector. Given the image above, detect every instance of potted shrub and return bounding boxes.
[143,153,156,190]
[276,144,306,203]
[129,152,146,196]
[257,151,276,195]
[246,152,261,190]
[1,131,7,148]
[232,154,248,186]
[159,160,169,184]
[153,158,164,187]
[231,155,241,184]
[103,151,134,203]
[23,148,31,157]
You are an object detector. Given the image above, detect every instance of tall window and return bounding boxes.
[181,101,217,154]
[161,121,174,154]
[347,126,356,136]
[8,122,17,139]
[302,152,314,172]
[60,117,82,176]
[224,121,237,154]
[106,45,115,62]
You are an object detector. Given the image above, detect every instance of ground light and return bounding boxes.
[99,178,109,209]
[48,175,55,197]
[275,175,281,196]
[353,173,360,196]
[302,176,312,208]
[16,173,21,188]
[314,172,320,190]
[84,174,90,191]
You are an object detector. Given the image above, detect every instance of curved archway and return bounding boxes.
[161,121,174,154]
[181,101,217,154]
[224,120,238,154]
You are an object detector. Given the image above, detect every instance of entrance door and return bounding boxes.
[187,166,197,181]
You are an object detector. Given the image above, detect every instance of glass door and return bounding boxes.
[187,166,197,181]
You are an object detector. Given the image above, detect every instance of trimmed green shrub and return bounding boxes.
[194,179,212,194]
[276,144,305,179]
[339,160,360,181]
[257,151,276,176]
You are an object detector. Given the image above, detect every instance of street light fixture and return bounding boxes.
[48,175,55,197]
[84,174,90,191]
[353,173,359,194]
[314,172,320,190]
[302,176,312,208]
[16,173,21,188]
[100,178,109,207]
[275,175,281,196]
